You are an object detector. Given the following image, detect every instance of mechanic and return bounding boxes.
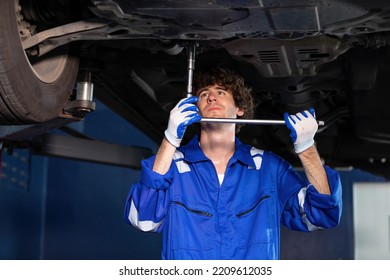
[124,67,342,260]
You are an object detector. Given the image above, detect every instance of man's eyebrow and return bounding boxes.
[197,87,209,93]
[215,85,227,90]
[196,85,227,93]
[195,87,211,95]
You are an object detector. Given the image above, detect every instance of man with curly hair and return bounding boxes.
[124,67,342,260]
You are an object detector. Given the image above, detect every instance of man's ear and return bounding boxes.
[237,108,244,117]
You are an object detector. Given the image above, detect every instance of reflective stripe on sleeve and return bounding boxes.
[173,150,191,173]
[297,186,323,232]
[128,200,163,232]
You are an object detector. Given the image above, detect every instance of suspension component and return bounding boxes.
[63,70,96,118]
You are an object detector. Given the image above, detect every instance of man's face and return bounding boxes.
[196,84,244,119]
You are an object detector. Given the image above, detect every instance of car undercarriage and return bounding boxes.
[2,0,390,178]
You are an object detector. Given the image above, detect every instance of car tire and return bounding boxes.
[0,0,79,124]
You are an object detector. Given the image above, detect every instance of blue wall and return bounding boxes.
[0,99,387,260]
[0,151,48,259]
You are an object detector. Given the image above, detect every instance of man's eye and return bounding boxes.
[218,90,226,95]
[199,92,208,98]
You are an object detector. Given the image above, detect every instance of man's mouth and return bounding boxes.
[207,105,222,111]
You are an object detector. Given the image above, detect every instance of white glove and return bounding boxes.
[164,96,201,147]
[284,108,318,153]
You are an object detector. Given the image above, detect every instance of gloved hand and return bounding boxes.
[164,96,202,147]
[284,108,318,153]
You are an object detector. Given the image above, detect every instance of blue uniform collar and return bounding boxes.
[178,135,257,169]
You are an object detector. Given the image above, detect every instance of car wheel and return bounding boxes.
[0,0,79,124]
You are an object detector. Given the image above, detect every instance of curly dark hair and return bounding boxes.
[193,67,254,133]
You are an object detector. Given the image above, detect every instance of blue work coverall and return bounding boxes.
[124,135,342,259]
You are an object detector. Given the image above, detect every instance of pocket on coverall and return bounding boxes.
[170,201,214,258]
[234,195,277,259]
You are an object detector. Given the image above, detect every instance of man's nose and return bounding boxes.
[207,92,217,103]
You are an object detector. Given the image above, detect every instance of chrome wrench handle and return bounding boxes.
[200,118,325,126]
